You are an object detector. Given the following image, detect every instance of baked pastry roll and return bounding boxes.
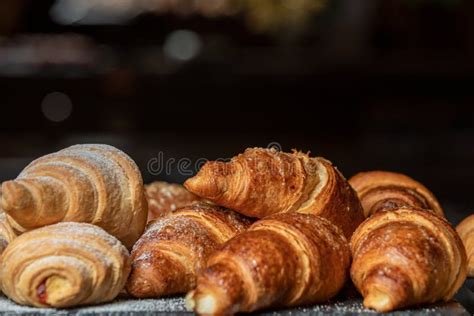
[145,181,201,221]
[186,213,350,315]
[184,147,364,238]
[456,214,474,277]
[348,170,443,217]
[0,222,131,308]
[126,203,251,298]
[1,144,148,249]
[0,185,16,254]
[0,212,16,255]
[351,207,467,312]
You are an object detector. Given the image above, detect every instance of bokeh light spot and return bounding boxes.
[163,30,202,62]
[41,92,73,122]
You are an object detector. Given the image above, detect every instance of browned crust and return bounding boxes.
[297,158,365,239]
[456,214,474,277]
[188,213,350,315]
[185,148,309,218]
[0,186,17,252]
[184,148,364,239]
[350,207,467,312]
[145,181,201,221]
[126,203,251,298]
[0,212,16,254]
[348,171,444,218]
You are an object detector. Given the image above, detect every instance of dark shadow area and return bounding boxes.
[1,0,473,226]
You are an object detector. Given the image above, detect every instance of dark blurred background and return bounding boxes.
[1,0,473,225]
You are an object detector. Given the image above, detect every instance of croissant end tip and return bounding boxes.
[184,162,228,200]
[183,176,199,193]
[363,286,402,312]
[184,291,195,311]
[126,271,162,298]
[190,292,221,315]
[1,180,33,213]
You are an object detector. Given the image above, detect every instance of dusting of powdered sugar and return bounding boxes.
[132,215,214,258]
[132,216,178,252]
[9,237,115,269]
[8,222,129,264]
[56,150,119,185]
[66,144,138,168]
[0,295,188,314]
[26,161,91,182]
[23,255,89,277]
[63,144,142,184]
[52,222,125,249]
[0,295,464,315]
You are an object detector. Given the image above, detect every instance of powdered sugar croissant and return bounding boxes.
[0,187,16,255]
[1,144,148,249]
[0,212,16,255]
[0,222,131,308]
[184,147,364,238]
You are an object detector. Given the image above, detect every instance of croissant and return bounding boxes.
[0,144,148,249]
[0,186,12,251]
[186,212,351,315]
[0,222,131,308]
[0,186,16,255]
[348,171,443,218]
[0,212,16,255]
[184,147,364,238]
[145,181,201,221]
[350,207,467,312]
[456,214,474,277]
[126,203,251,298]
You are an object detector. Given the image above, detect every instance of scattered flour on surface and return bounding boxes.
[0,295,464,315]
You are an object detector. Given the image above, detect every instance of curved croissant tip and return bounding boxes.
[363,286,398,312]
[184,162,228,199]
[184,291,196,311]
[183,175,200,193]
[191,292,222,315]
[1,180,33,212]
[126,270,162,298]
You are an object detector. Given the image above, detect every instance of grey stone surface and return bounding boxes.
[0,294,469,316]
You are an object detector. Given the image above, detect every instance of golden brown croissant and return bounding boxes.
[350,207,467,312]
[184,147,364,238]
[126,203,251,298]
[348,171,443,218]
[0,212,16,255]
[0,222,131,308]
[186,213,351,315]
[145,181,201,221]
[1,144,148,249]
[456,214,474,277]
[0,186,16,255]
